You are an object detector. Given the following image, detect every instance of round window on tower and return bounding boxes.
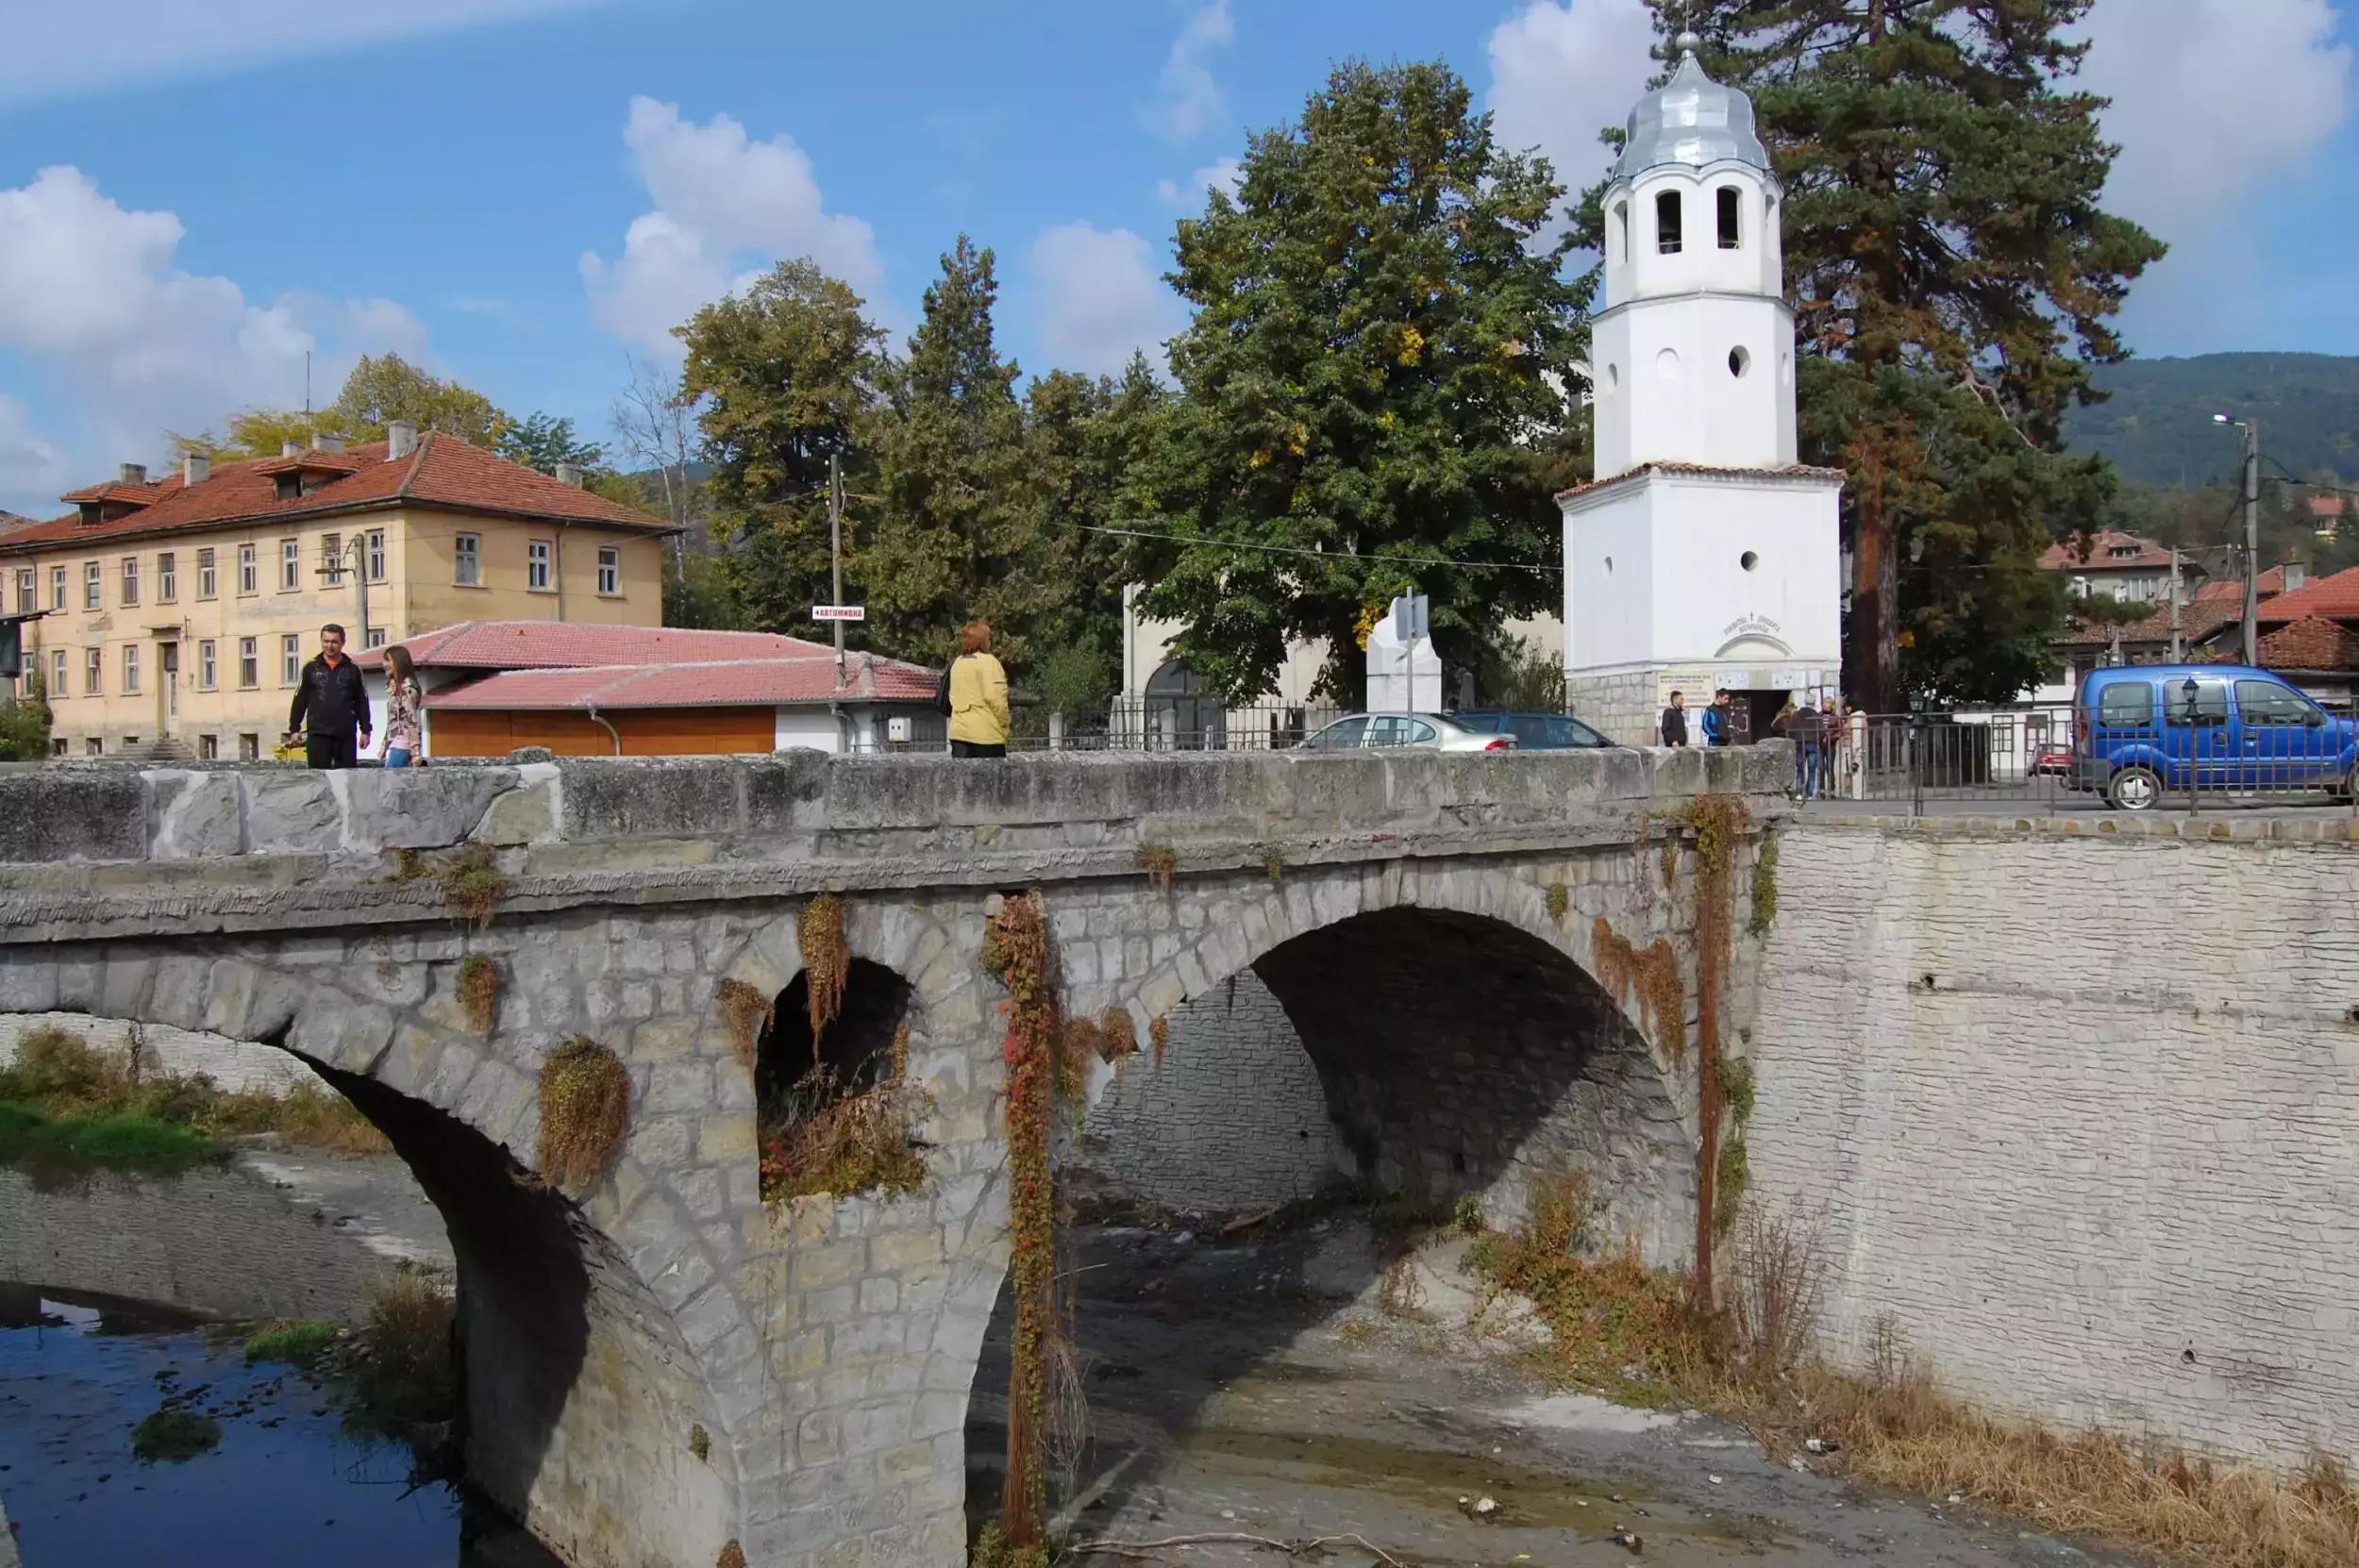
[1740,550,1760,572]
[1656,348,1681,382]
[1606,362,1620,390]
[1729,346,1752,378]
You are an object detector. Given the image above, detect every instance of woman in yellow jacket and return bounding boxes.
[946,621,1011,759]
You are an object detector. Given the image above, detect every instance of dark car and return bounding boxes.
[1450,710,1621,751]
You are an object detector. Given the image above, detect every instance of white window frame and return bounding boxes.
[527,538,552,592]
[14,568,32,612]
[123,643,140,694]
[51,565,66,610]
[157,552,176,602]
[280,633,302,686]
[279,537,300,592]
[322,532,344,586]
[51,648,67,694]
[596,546,620,596]
[238,637,259,690]
[83,560,101,609]
[197,548,217,600]
[366,529,386,583]
[84,646,102,694]
[454,533,481,587]
[198,639,217,690]
[363,627,388,650]
[238,543,259,595]
[119,556,139,607]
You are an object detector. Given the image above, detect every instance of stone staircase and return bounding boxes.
[122,735,196,763]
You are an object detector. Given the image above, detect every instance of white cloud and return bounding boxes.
[2077,0,2350,237]
[0,167,430,512]
[1157,158,1245,209]
[0,0,612,108]
[0,397,70,507]
[1147,0,1236,141]
[581,96,883,360]
[1484,0,1660,239]
[1026,223,1188,376]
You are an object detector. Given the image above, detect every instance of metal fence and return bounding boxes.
[1803,705,2359,815]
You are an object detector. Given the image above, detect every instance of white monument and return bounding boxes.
[1364,593,1442,712]
[1561,32,1844,745]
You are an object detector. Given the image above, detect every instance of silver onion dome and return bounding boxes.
[1610,31,1772,184]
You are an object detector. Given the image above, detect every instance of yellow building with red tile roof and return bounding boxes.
[0,422,674,759]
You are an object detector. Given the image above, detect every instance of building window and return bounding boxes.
[1656,189,1682,255]
[198,639,217,690]
[197,548,217,599]
[50,738,66,758]
[1717,186,1741,249]
[364,627,387,650]
[199,734,219,760]
[239,733,259,761]
[596,546,620,596]
[323,533,344,585]
[527,539,552,592]
[281,633,302,686]
[120,556,139,607]
[84,560,101,609]
[86,737,102,757]
[123,643,140,694]
[366,529,386,582]
[84,647,102,694]
[51,649,67,694]
[51,565,66,610]
[455,533,480,586]
[13,569,31,612]
[1614,200,1630,265]
[238,637,259,689]
[279,538,300,592]
[159,552,176,601]
[238,543,259,595]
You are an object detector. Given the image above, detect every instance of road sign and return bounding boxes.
[811,605,865,622]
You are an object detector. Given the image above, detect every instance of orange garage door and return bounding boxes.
[429,707,776,757]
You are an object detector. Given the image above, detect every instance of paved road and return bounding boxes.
[1800,792,2359,826]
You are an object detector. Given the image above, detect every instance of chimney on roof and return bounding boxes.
[184,451,209,487]
[118,462,147,486]
[386,420,418,461]
[313,432,345,454]
[555,461,584,489]
[281,440,303,458]
[2285,562,2307,592]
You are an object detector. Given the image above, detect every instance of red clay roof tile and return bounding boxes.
[423,653,936,711]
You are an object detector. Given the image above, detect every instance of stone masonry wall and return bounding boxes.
[1068,971,1346,1219]
[1749,819,2359,1469]
[0,1010,320,1095]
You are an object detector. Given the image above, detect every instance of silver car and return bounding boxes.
[1298,713,1516,753]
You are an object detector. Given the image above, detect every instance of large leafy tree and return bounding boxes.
[1132,60,1587,704]
[175,355,512,459]
[1630,3,2164,708]
[862,237,1059,666]
[495,411,604,475]
[677,260,886,636]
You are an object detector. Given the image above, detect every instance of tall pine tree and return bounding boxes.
[863,237,1059,666]
[1137,60,1588,703]
[1622,3,2163,707]
[678,261,886,636]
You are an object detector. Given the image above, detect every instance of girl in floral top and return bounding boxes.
[379,645,423,768]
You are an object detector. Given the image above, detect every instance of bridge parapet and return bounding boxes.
[0,749,1788,942]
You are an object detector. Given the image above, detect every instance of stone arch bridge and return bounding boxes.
[0,748,1784,1568]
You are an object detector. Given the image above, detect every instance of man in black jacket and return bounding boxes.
[286,623,372,769]
[1658,691,1689,748]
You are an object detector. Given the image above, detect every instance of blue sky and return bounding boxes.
[1,0,2351,515]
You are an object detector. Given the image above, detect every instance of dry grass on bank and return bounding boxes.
[0,1027,388,1157]
[1470,1175,2359,1568]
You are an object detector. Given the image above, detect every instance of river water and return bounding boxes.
[0,1159,557,1568]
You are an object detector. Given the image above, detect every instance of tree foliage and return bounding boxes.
[1130,60,1586,704]
[1621,3,2163,708]
[495,411,604,475]
[678,260,886,636]
[0,669,50,762]
[863,237,1062,667]
[174,354,512,459]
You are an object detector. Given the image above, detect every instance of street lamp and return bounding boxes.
[2214,413,2261,666]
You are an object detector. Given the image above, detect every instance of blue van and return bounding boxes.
[2072,664,2359,809]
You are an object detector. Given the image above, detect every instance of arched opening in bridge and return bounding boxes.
[758,959,914,1116]
[969,902,1695,1543]
[0,994,730,1568]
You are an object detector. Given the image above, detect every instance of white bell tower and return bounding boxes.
[1561,32,1844,745]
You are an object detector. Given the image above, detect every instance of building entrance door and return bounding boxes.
[158,642,179,735]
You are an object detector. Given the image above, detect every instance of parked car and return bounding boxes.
[2031,744,2073,776]
[1449,710,1622,751]
[2069,664,2359,809]
[1299,713,1515,753]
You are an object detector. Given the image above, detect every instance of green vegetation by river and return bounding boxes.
[0,1026,387,1176]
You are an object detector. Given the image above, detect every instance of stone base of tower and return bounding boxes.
[1571,661,1842,749]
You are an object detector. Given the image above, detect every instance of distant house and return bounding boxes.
[2037,528,2208,606]
[357,621,940,758]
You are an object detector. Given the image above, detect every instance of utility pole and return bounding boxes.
[829,452,846,687]
[2241,418,2261,668]
[2167,545,2183,660]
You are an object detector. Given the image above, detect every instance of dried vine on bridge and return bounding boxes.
[536,1037,629,1195]
[798,893,848,1055]
[459,954,500,1035]
[715,977,775,1070]
[980,891,1062,1555]
[1676,794,1748,1306]
[1591,917,1683,1068]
